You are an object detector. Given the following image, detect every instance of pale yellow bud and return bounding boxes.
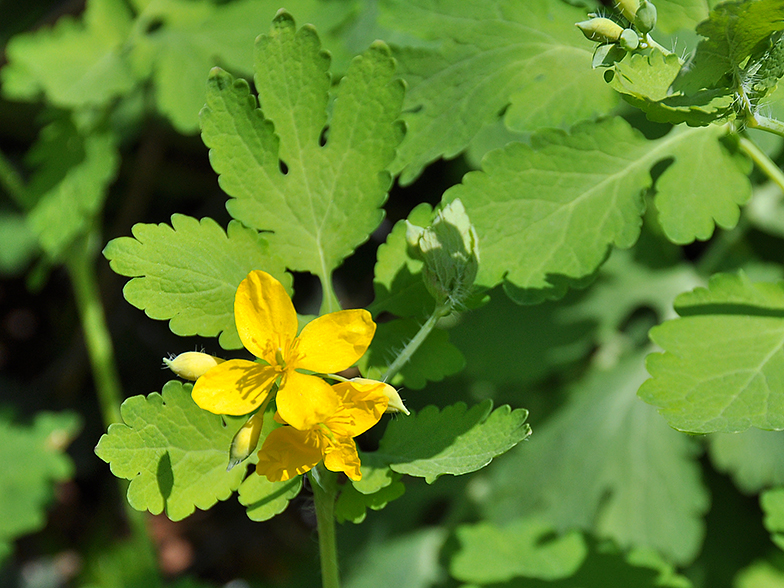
[163,351,224,381]
[352,378,410,415]
[228,412,264,471]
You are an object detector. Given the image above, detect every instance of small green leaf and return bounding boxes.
[380,0,618,184]
[238,474,302,522]
[451,519,586,583]
[95,380,247,521]
[763,487,784,551]
[0,212,39,274]
[200,12,404,276]
[104,214,289,350]
[371,400,531,483]
[0,412,80,557]
[335,476,405,523]
[709,429,784,494]
[640,272,784,433]
[359,317,466,390]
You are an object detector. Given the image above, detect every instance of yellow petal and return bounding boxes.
[323,436,362,481]
[256,427,323,482]
[328,380,388,438]
[191,359,277,415]
[163,351,224,381]
[234,271,297,363]
[296,309,376,373]
[276,371,339,431]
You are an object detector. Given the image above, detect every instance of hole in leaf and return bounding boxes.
[145,18,164,34]
[279,159,289,175]
[319,126,329,147]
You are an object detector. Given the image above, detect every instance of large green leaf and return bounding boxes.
[379,0,617,184]
[369,400,530,483]
[484,351,708,564]
[104,214,289,350]
[200,12,404,278]
[0,412,80,562]
[238,475,302,522]
[95,381,248,521]
[640,272,784,433]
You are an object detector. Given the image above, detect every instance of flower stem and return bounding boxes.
[309,466,341,588]
[746,114,784,139]
[738,134,784,193]
[382,303,451,383]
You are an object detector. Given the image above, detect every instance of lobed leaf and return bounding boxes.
[640,272,784,433]
[371,400,531,483]
[709,429,784,493]
[238,474,302,522]
[335,476,405,524]
[94,381,248,521]
[104,214,289,350]
[200,12,405,276]
[380,0,618,184]
[484,351,708,564]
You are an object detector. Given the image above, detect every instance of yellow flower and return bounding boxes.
[191,270,376,430]
[256,379,391,481]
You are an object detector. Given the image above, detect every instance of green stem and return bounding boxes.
[309,466,341,588]
[318,269,341,315]
[382,303,451,383]
[738,135,784,193]
[0,147,28,208]
[746,114,784,139]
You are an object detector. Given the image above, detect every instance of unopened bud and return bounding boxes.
[406,199,479,308]
[228,412,264,471]
[619,28,639,51]
[576,17,624,44]
[614,0,639,22]
[352,378,410,415]
[634,0,657,34]
[163,351,224,381]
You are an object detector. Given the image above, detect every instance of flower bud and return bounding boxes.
[406,198,480,308]
[613,0,639,22]
[619,28,639,51]
[228,412,263,471]
[163,351,224,381]
[352,378,410,415]
[576,17,624,44]
[634,0,657,34]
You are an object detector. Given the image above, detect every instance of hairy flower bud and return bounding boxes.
[634,0,657,34]
[613,0,639,22]
[163,351,224,381]
[576,17,624,44]
[406,198,479,308]
[351,378,410,415]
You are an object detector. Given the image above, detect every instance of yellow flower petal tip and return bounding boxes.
[351,378,410,415]
[163,352,224,381]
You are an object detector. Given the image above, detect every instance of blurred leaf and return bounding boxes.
[709,429,784,493]
[763,488,784,551]
[735,559,784,587]
[104,214,289,350]
[0,212,39,274]
[640,272,784,433]
[26,120,119,259]
[1,0,136,108]
[238,474,302,522]
[200,12,404,277]
[380,0,618,184]
[371,400,531,483]
[344,528,447,588]
[0,412,80,561]
[335,476,405,523]
[485,351,708,564]
[451,518,586,583]
[95,381,247,521]
[359,317,466,390]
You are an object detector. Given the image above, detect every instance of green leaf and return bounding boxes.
[200,12,404,277]
[640,272,784,433]
[709,429,784,494]
[484,351,709,564]
[370,400,531,483]
[451,519,586,583]
[380,0,618,184]
[675,0,784,94]
[335,476,405,524]
[371,202,433,318]
[654,0,712,34]
[26,120,119,259]
[104,214,289,350]
[735,559,784,588]
[238,474,302,522]
[763,488,784,551]
[95,380,248,521]
[344,528,447,588]
[352,457,399,494]
[1,0,136,108]
[0,212,39,274]
[359,317,466,390]
[0,412,80,557]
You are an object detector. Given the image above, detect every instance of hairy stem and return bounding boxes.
[309,466,341,588]
[382,303,451,383]
[738,135,784,193]
[746,115,784,139]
